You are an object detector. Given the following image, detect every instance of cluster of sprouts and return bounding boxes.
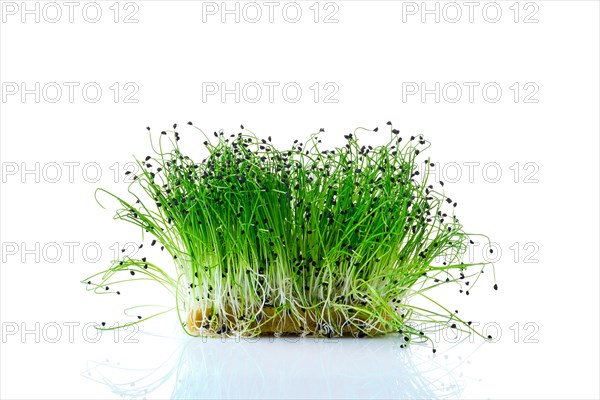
[84,122,496,351]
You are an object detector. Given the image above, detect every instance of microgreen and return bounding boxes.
[83,122,496,350]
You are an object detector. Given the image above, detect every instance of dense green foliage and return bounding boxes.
[84,122,495,349]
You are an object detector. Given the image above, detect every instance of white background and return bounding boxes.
[1,1,599,399]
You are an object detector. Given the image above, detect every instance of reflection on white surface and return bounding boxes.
[83,334,476,399]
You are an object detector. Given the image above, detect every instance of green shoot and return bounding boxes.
[83,121,496,351]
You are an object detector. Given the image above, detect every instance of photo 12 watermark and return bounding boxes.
[1,82,140,104]
[200,1,339,23]
[1,321,139,344]
[400,1,539,24]
[446,240,540,265]
[416,161,540,184]
[1,1,140,23]
[1,161,158,184]
[415,321,541,345]
[1,241,146,264]
[401,82,540,104]
[201,81,340,103]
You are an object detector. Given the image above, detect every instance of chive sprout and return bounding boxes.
[83,122,496,347]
